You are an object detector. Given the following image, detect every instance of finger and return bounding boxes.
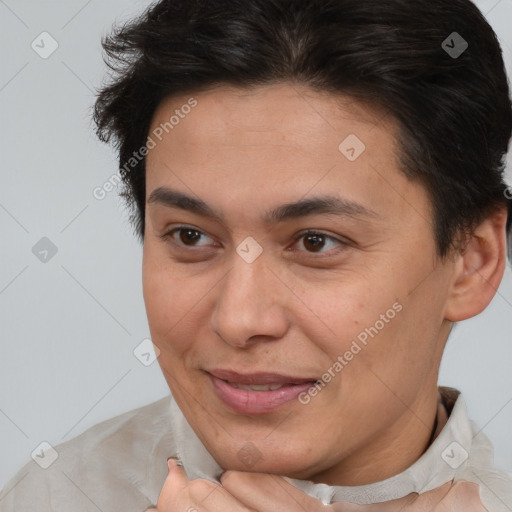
[364,481,487,512]
[329,493,418,512]
[156,458,196,506]
[221,471,327,512]
[152,458,191,510]
[329,486,442,512]
[157,460,253,512]
[432,480,488,512]
[393,480,484,512]
[165,458,191,492]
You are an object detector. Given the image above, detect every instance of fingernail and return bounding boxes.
[167,456,183,468]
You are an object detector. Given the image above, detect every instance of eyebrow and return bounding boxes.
[147,186,379,225]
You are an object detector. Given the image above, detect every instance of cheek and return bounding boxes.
[142,248,188,350]
[301,278,397,358]
[342,285,445,408]
[142,242,196,321]
[142,247,220,363]
[143,267,194,385]
[142,261,175,332]
[301,278,413,397]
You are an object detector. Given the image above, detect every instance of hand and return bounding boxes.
[148,459,488,512]
[145,459,252,511]
[327,480,488,512]
[146,459,329,511]
[221,473,488,512]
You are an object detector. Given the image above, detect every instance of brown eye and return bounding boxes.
[303,233,327,252]
[160,226,214,248]
[293,230,347,255]
[178,228,202,246]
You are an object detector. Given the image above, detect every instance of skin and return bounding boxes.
[148,459,488,511]
[141,83,507,508]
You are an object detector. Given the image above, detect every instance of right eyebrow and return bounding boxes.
[147,186,380,225]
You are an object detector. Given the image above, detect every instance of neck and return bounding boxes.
[310,385,441,486]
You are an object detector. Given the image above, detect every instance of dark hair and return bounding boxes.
[93,0,512,261]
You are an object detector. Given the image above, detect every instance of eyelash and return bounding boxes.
[159,224,350,257]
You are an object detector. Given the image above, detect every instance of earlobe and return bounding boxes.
[444,207,508,323]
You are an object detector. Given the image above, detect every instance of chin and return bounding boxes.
[213,443,322,479]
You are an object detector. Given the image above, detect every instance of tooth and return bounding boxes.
[230,383,285,391]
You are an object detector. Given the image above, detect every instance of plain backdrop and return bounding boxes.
[1,0,511,491]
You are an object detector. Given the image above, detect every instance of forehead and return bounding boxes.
[144,83,430,230]
[149,83,392,150]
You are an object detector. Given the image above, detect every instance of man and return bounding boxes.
[1,0,511,510]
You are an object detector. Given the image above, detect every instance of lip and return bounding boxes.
[207,369,317,414]
[209,369,316,385]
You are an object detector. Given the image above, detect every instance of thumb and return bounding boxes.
[165,457,190,490]
[145,458,189,511]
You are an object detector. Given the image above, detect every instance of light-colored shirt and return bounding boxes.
[1,387,511,511]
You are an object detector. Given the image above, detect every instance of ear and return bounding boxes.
[444,206,508,322]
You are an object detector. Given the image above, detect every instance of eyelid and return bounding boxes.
[289,229,351,256]
[159,224,217,246]
[292,228,352,245]
[160,224,351,255]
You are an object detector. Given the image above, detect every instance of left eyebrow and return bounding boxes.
[265,195,380,224]
[147,186,380,225]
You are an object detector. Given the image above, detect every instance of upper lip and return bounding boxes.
[208,369,316,385]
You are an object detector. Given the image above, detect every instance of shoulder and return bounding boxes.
[459,428,512,512]
[439,388,512,511]
[0,395,175,512]
[456,416,512,512]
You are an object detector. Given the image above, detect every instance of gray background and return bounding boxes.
[1,0,511,491]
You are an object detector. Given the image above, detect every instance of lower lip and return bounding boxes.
[209,375,315,414]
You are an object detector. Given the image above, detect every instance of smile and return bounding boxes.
[207,369,318,414]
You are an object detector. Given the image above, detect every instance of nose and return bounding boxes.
[209,251,289,348]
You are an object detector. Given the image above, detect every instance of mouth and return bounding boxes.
[207,369,318,414]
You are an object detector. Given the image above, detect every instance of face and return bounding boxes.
[142,83,458,485]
